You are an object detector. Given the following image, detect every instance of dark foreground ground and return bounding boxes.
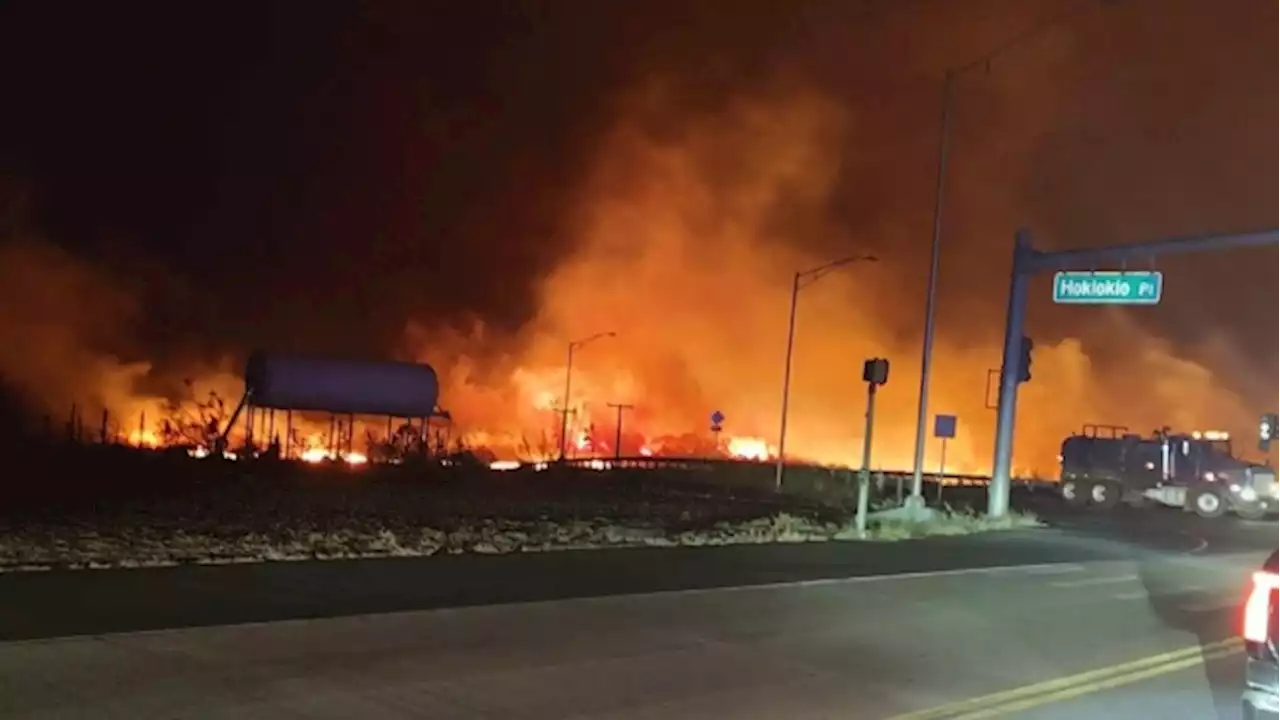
[0,450,1275,718]
[0,510,1272,719]
[0,448,1272,641]
[0,448,1039,570]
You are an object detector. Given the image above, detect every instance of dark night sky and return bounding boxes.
[2,1,634,350]
[1,0,860,355]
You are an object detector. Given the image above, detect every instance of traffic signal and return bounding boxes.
[1016,335,1033,383]
[863,357,890,386]
[1260,412,1277,451]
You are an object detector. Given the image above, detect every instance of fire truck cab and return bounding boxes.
[1059,425,1278,519]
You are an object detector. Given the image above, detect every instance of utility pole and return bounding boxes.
[987,228,1277,518]
[909,0,1112,513]
[606,402,634,460]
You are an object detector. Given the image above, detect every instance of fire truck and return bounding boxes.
[1059,425,1278,520]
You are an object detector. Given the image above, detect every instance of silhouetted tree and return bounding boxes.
[159,386,228,449]
[517,429,557,462]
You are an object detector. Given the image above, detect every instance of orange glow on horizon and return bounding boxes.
[0,78,1262,479]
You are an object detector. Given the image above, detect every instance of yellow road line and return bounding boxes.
[886,638,1240,720]
[948,644,1242,719]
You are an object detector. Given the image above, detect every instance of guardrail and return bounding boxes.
[551,456,1056,490]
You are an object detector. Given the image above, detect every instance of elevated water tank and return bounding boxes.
[244,351,440,418]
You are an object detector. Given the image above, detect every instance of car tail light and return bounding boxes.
[1243,570,1279,644]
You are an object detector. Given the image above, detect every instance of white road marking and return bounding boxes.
[1023,564,1088,576]
[621,562,1093,601]
[2,561,1095,646]
[1110,590,1150,601]
[1050,573,1139,588]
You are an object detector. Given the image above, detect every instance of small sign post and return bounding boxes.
[933,414,957,502]
[710,410,725,453]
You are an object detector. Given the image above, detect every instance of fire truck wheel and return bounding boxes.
[1189,487,1227,518]
[1088,481,1121,510]
[1061,480,1088,506]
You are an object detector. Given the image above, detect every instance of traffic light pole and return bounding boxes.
[988,227,1278,519]
[989,233,1035,519]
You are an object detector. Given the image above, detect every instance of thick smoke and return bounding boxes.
[2,0,1272,472]
[0,236,146,419]
[0,198,241,439]
[410,47,1272,473]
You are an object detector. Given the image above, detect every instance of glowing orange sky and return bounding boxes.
[404,79,1266,475]
[0,0,1272,476]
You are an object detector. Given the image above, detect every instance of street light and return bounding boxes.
[774,254,878,491]
[558,331,616,461]
[906,0,1109,509]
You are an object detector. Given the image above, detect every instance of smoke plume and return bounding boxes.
[0,0,1272,473]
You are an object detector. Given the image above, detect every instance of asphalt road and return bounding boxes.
[0,527,1118,640]
[0,547,1266,718]
[0,503,1273,718]
[0,498,1273,641]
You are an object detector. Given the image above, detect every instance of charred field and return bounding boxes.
[0,442,1040,571]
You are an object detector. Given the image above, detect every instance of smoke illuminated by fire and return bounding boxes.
[0,1,1273,477]
[393,79,1266,476]
[0,75,1267,475]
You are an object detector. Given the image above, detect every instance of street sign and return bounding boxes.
[711,424,723,434]
[710,410,725,425]
[1052,270,1163,305]
[933,414,956,439]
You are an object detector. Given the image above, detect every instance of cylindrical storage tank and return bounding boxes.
[244,351,440,418]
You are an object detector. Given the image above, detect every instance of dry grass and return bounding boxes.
[0,450,1045,571]
[869,507,1044,541]
[0,507,1045,571]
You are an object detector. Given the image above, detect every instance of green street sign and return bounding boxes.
[1052,270,1163,305]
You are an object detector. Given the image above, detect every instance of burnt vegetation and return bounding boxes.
[0,380,849,539]
[0,378,1007,548]
[0,442,849,541]
[157,386,227,449]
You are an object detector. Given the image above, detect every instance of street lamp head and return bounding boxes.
[834,254,877,267]
[795,253,878,288]
[571,331,617,349]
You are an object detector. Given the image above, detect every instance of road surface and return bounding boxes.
[0,506,1273,718]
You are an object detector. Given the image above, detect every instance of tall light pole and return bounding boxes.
[559,331,616,461]
[774,254,878,491]
[906,0,1108,509]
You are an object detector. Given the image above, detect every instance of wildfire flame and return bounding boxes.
[727,436,772,461]
[0,64,1263,480]
[298,447,368,466]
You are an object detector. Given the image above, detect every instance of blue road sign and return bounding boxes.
[711,410,725,425]
[933,414,957,439]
